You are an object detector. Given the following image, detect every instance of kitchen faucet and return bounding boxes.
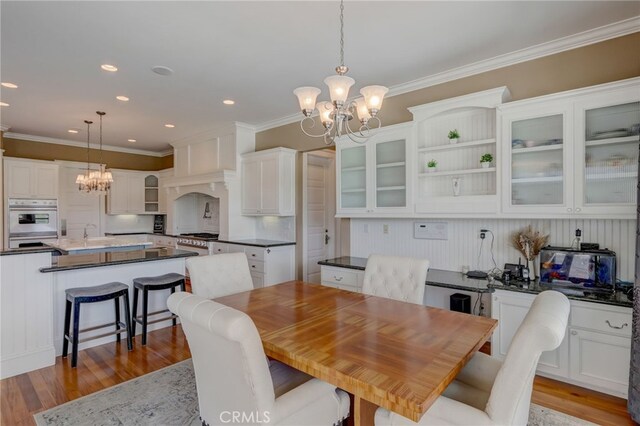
[83,224,97,240]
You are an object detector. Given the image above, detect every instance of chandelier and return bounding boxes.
[76,111,113,193]
[293,0,388,145]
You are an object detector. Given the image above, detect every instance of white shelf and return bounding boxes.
[342,188,366,193]
[342,166,366,172]
[511,176,563,184]
[376,162,405,169]
[586,171,638,181]
[377,186,406,191]
[585,135,639,147]
[418,167,496,178]
[512,144,563,154]
[417,138,496,153]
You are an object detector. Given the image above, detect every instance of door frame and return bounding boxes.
[302,149,338,282]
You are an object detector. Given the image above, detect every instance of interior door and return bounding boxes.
[305,153,336,283]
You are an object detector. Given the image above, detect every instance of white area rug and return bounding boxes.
[34,359,596,425]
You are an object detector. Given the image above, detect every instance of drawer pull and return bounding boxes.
[605,320,628,330]
[252,254,256,257]
[334,276,343,282]
[251,265,256,268]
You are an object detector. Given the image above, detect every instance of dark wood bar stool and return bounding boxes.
[131,272,186,345]
[62,282,133,368]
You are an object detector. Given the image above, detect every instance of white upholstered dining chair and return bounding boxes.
[168,292,350,426]
[362,254,430,304]
[374,290,570,426]
[186,253,253,299]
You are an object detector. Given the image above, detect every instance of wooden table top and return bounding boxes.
[215,281,497,422]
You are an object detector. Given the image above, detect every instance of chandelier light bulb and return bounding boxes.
[354,97,371,124]
[293,87,321,117]
[324,75,355,105]
[360,85,389,116]
[316,101,334,127]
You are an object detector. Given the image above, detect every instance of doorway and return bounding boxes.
[302,149,338,283]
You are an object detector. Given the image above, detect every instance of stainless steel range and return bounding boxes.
[176,233,219,255]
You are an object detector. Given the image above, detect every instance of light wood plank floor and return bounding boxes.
[0,326,634,426]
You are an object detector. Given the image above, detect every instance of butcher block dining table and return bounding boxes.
[214,281,498,426]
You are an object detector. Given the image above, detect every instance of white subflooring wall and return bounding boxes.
[350,218,636,282]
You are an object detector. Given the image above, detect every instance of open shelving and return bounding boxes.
[417,138,496,153]
[418,167,496,178]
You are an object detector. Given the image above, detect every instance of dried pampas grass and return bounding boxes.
[511,225,549,261]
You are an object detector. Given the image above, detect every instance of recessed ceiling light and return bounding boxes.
[152,66,174,76]
[0,102,9,107]
[128,139,136,143]
[101,64,118,72]
[68,129,79,134]
[164,124,175,128]
[116,95,129,102]
[223,99,235,105]
[1,82,18,89]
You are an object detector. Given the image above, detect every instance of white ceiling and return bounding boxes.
[1,1,638,153]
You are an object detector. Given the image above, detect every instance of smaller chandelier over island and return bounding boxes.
[76,111,113,194]
[293,0,388,145]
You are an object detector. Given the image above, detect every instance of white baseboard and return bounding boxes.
[0,346,56,379]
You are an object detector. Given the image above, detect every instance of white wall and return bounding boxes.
[350,218,636,282]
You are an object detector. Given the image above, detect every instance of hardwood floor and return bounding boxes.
[0,325,634,426]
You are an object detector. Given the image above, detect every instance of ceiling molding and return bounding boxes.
[2,132,173,157]
[254,16,640,133]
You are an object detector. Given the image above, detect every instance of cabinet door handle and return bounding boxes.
[570,330,578,335]
[605,320,628,330]
[252,254,256,257]
[251,265,256,268]
[334,276,343,282]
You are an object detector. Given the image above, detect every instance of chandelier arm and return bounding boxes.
[299,117,332,139]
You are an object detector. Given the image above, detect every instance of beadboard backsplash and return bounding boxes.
[350,218,636,282]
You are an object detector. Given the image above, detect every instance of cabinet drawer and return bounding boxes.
[321,266,359,287]
[571,305,632,337]
[227,244,245,254]
[211,243,228,254]
[248,260,264,273]
[245,247,265,261]
[250,272,264,288]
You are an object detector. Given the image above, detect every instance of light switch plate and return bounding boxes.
[414,222,448,240]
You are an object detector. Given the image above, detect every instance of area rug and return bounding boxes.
[34,359,595,425]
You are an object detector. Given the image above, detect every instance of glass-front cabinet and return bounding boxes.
[574,91,639,215]
[502,102,574,214]
[336,123,411,216]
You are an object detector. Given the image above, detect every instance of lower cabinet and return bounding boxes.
[212,243,295,288]
[320,266,364,293]
[491,289,631,398]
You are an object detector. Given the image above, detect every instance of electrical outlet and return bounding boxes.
[383,224,389,234]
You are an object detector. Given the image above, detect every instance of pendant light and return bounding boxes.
[75,111,113,193]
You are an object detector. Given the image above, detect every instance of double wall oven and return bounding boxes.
[8,199,59,248]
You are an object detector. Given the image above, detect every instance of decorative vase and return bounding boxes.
[428,167,437,173]
[452,177,461,196]
[481,161,491,168]
[449,138,458,145]
[532,257,540,281]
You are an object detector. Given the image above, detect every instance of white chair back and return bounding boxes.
[485,290,570,425]
[186,253,253,299]
[362,254,430,304]
[167,292,275,425]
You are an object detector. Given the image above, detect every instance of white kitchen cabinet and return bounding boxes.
[491,289,632,398]
[223,243,295,287]
[336,123,412,217]
[241,148,296,216]
[157,169,173,214]
[4,157,59,199]
[320,265,364,293]
[107,170,152,215]
[501,78,639,218]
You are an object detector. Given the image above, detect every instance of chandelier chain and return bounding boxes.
[339,0,344,67]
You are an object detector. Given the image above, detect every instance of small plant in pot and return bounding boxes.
[480,153,493,168]
[427,159,438,172]
[448,129,460,144]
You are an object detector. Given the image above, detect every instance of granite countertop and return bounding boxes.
[40,247,198,273]
[0,247,61,257]
[489,280,633,308]
[47,237,153,253]
[218,239,296,248]
[318,257,492,293]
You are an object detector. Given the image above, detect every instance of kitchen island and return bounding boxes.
[0,247,197,379]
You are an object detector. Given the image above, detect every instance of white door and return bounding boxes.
[304,152,336,283]
[58,163,101,239]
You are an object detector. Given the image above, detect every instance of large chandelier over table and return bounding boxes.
[293,0,388,145]
[76,111,113,193]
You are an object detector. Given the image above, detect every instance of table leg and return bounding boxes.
[354,396,378,426]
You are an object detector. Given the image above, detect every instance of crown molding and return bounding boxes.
[254,16,640,133]
[2,132,173,157]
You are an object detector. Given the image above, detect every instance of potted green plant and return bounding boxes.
[427,159,438,172]
[480,153,493,168]
[448,129,460,144]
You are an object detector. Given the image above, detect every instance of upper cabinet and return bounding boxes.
[4,158,59,199]
[501,79,639,218]
[241,148,296,216]
[336,123,412,216]
[107,170,156,215]
[410,87,510,214]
